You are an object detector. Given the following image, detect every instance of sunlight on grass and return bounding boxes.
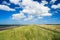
[0,25,60,40]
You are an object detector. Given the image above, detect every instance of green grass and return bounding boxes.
[0,25,60,40]
[39,25,60,32]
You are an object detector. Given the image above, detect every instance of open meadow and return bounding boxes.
[0,25,60,40]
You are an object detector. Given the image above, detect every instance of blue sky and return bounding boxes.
[0,0,60,24]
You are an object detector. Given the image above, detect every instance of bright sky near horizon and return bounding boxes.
[0,0,60,24]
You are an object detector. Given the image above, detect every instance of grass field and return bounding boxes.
[0,25,60,40]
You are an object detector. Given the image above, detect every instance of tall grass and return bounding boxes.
[0,25,60,40]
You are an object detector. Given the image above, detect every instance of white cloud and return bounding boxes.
[41,0,48,5]
[51,3,60,9]
[50,0,57,4]
[2,1,10,5]
[12,0,52,21]
[22,0,52,16]
[12,13,26,20]
[0,5,15,11]
[10,0,21,5]
[24,15,34,21]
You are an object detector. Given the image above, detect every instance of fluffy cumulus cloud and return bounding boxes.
[12,13,26,20]
[10,0,21,5]
[41,0,48,5]
[51,3,60,9]
[24,15,34,21]
[2,1,10,5]
[50,0,57,4]
[12,0,52,21]
[0,5,15,11]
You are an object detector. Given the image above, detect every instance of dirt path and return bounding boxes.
[38,26,60,33]
[0,26,19,31]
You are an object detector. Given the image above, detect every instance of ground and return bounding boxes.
[0,25,60,40]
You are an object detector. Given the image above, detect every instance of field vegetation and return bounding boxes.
[0,25,60,40]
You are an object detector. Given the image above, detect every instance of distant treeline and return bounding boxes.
[0,24,27,31]
[0,24,27,26]
[0,24,60,26]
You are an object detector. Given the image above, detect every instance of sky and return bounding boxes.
[0,0,60,24]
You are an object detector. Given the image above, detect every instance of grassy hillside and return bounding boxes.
[0,25,60,40]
